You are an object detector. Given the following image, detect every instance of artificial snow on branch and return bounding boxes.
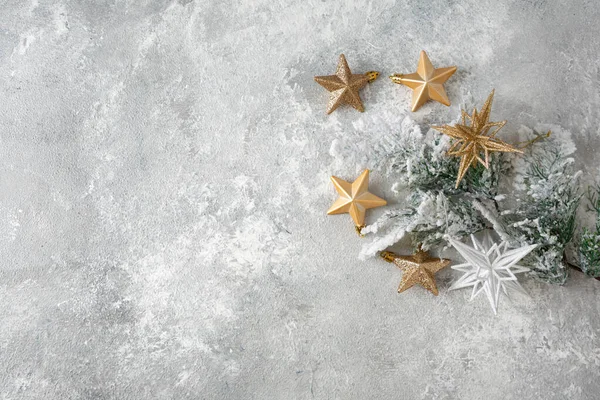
[579,183,600,277]
[494,125,581,284]
[331,112,585,284]
[342,113,506,260]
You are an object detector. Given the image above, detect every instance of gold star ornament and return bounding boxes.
[327,170,387,228]
[432,90,522,188]
[380,248,451,295]
[315,54,379,114]
[390,50,457,112]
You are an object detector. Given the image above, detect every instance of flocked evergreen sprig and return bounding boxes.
[351,114,509,259]
[478,126,582,284]
[579,184,600,277]
[331,114,586,284]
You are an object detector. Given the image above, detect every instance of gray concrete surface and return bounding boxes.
[1,0,600,399]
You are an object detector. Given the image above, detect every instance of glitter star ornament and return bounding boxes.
[390,50,457,112]
[327,170,386,228]
[314,54,379,114]
[433,90,522,188]
[380,248,451,295]
[448,233,537,314]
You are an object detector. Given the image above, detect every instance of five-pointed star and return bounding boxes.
[432,90,523,188]
[448,233,537,314]
[314,54,377,114]
[390,50,457,112]
[327,169,386,227]
[380,248,451,295]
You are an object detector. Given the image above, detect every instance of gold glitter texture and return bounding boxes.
[380,248,451,295]
[314,54,379,114]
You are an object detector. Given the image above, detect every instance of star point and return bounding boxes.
[315,54,378,114]
[380,248,451,295]
[327,170,386,227]
[390,50,457,112]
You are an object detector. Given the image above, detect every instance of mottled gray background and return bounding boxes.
[1,0,600,399]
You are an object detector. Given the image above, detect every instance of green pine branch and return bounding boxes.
[579,185,600,277]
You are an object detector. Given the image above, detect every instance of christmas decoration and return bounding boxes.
[329,107,582,286]
[432,90,522,188]
[330,112,506,259]
[449,232,537,314]
[327,169,387,229]
[390,50,456,112]
[579,185,600,277]
[380,247,451,295]
[314,54,379,114]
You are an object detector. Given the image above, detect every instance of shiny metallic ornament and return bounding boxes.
[432,90,522,188]
[390,50,456,112]
[380,247,451,295]
[327,170,386,228]
[314,54,379,114]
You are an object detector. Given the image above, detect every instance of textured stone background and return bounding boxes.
[1,0,600,399]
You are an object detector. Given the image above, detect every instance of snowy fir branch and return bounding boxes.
[332,116,589,284]
[493,126,582,284]
[579,184,600,277]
